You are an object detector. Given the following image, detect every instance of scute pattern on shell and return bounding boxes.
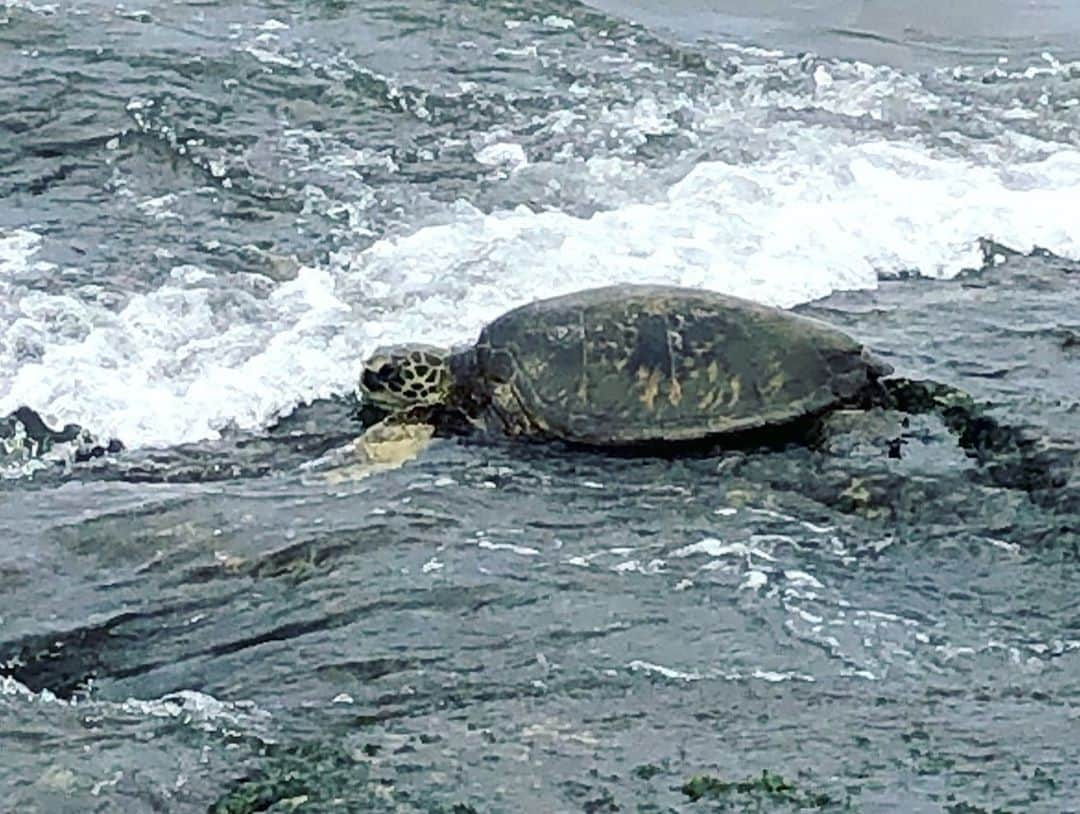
[474,285,890,445]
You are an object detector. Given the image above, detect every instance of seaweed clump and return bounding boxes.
[681,769,846,810]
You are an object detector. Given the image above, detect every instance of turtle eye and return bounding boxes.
[362,363,400,392]
[361,369,382,391]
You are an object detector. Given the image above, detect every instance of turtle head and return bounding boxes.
[358,344,453,412]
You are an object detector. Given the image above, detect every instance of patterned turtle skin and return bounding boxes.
[360,284,893,445]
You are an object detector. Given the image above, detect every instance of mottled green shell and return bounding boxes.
[475,284,891,445]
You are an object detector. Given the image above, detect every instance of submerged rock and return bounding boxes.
[0,406,122,480]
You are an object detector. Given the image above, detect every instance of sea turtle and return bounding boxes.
[314,283,1041,487]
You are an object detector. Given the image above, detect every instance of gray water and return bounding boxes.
[588,0,1080,69]
[2,1,1079,812]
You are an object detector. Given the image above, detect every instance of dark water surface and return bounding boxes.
[1,1,1079,811]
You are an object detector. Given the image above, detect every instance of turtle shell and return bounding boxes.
[474,284,891,445]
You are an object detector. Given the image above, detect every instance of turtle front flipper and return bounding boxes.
[875,377,1071,500]
[300,416,435,484]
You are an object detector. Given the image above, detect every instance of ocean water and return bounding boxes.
[1,0,1078,811]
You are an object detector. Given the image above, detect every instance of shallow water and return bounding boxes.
[1,0,1079,811]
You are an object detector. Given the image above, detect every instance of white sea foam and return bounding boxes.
[627,659,703,681]
[2,121,1079,447]
[475,141,528,169]
[477,540,541,556]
